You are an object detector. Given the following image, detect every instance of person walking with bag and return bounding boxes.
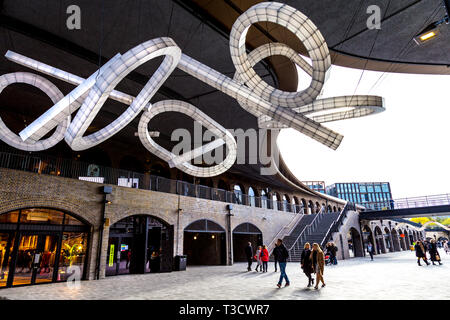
[301,242,314,287]
[429,239,442,265]
[273,239,290,288]
[260,245,269,273]
[444,240,449,255]
[414,241,430,266]
[311,243,325,289]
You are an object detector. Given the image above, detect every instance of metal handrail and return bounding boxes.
[320,202,352,248]
[0,150,309,214]
[364,193,450,211]
[268,207,305,254]
[287,206,326,258]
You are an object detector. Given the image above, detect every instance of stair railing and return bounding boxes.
[320,202,352,248]
[287,206,326,261]
[268,206,305,254]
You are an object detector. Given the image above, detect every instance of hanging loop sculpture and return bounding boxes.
[0,2,384,177]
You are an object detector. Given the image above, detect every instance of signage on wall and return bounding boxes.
[0,2,384,177]
[108,244,115,267]
[120,244,128,252]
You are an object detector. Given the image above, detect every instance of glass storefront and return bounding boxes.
[106,215,173,276]
[0,208,90,288]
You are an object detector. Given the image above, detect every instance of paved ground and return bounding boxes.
[0,250,449,300]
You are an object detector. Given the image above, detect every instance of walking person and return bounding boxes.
[245,242,253,272]
[273,239,290,288]
[260,245,269,272]
[367,242,374,261]
[300,243,314,287]
[414,241,430,266]
[329,242,338,265]
[444,240,449,255]
[254,246,262,272]
[311,243,325,289]
[429,239,442,265]
[273,242,279,272]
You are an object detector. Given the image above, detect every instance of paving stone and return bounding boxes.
[0,250,448,300]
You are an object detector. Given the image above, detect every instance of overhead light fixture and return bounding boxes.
[414,0,449,45]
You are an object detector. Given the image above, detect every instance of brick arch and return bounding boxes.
[0,197,97,226]
[109,208,175,227]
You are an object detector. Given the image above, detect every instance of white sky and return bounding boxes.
[277,62,450,199]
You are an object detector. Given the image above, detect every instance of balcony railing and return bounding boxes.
[363,194,450,211]
[0,151,306,213]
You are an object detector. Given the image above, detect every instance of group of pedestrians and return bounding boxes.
[325,242,338,264]
[414,239,443,266]
[300,242,326,289]
[244,239,326,290]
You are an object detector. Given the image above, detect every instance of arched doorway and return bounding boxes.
[272,193,281,211]
[347,227,363,258]
[248,187,257,207]
[308,200,314,215]
[232,223,263,262]
[291,196,300,214]
[362,225,375,255]
[282,195,290,212]
[374,226,386,254]
[106,215,173,276]
[233,184,244,205]
[391,229,401,251]
[315,202,320,213]
[260,189,269,209]
[333,206,337,212]
[398,229,407,250]
[0,208,90,288]
[301,199,307,214]
[184,219,226,265]
[384,227,393,252]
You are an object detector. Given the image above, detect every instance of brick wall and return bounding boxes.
[0,168,297,279]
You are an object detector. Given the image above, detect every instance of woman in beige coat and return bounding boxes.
[311,243,326,289]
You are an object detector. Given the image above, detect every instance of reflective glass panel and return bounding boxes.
[58,232,88,282]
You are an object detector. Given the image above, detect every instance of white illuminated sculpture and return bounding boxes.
[0,2,384,177]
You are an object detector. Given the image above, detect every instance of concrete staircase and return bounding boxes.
[285,212,341,262]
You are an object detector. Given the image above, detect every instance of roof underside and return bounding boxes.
[0,0,448,194]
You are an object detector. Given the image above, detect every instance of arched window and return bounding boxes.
[233,185,243,205]
[301,198,307,214]
[272,194,278,210]
[292,196,299,213]
[282,195,290,212]
[248,187,256,207]
[0,208,90,288]
[261,189,268,209]
[315,201,320,213]
[308,200,314,214]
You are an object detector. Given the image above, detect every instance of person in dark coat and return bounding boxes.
[245,242,253,271]
[301,242,314,287]
[328,242,338,265]
[273,239,290,288]
[414,241,430,266]
[273,242,279,272]
[429,239,442,265]
[367,242,374,261]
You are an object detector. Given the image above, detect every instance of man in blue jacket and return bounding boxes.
[273,239,290,288]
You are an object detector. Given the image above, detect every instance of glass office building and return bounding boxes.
[326,182,393,210]
[302,181,326,194]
